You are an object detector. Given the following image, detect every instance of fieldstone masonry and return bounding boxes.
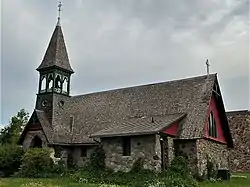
[22,130,47,149]
[162,136,174,168]
[197,139,229,176]
[167,137,174,165]
[72,147,94,167]
[102,135,162,172]
[227,111,250,172]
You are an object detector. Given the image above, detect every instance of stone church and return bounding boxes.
[19,19,234,176]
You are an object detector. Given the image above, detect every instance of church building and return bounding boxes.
[18,16,233,177]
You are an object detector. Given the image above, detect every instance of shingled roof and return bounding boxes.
[91,113,186,138]
[49,73,219,144]
[36,24,74,73]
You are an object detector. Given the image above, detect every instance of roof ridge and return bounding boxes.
[72,73,217,98]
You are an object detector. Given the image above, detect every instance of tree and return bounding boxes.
[0,109,29,144]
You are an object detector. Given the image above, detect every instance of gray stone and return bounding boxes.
[102,135,162,172]
[227,111,250,172]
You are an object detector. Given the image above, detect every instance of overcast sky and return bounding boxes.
[1,0,249,127]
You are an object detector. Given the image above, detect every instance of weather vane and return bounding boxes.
[57,1,62,25]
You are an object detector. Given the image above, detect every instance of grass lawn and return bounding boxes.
[1,173,249,187]
[201,173,250,187]
[0,178,97,187]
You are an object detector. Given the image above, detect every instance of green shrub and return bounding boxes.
[49,160,69,177]
[168,156,189,176]
[207,155,218,180]
[90,146,106,170]
[68,155,198,187]
[130,157,144,173]
[17,148,54,177]
[0,144,23,176]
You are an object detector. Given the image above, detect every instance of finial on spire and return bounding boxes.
[206,59,210,76]
[57,1,62,26]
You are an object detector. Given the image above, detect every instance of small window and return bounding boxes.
[81,147,87,157]
[122,137,131,156]
[69,116,74,132]
[40,76,46,92]
[55,75,61,89]
[62,77,68,93]
[48,74,53,91]
[208,112,217,138]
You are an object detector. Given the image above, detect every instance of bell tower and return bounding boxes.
[35,2,74,121]
[36,22,74,96]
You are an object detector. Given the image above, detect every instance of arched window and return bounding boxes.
[48,74,53,91]
[62,77,68,93]
[208,112,217,138]
[55,75,61,89]
[40,76,46,92]
[30,136,42,148]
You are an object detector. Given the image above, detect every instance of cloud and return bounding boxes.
[1,0,249,125]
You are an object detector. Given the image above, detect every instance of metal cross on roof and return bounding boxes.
[57,1,62,26]
[206,59,210,75]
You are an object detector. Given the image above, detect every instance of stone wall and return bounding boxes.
[71,146,95,167]
[174,139,197,173]
[102,135,161,172]
[22,130,48,149]
[162,136,174,169]
[167,137,174,165]
[227,111,250,172]
[52,145,96,167]
[197,139,229,176]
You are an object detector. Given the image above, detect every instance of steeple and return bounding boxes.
[36,2,73,97]
[37,2,73,73]
[36,24,74,73]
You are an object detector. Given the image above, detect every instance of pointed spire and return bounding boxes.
[37,2,74,73]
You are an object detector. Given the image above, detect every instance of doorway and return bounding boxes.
[30,136,42,148]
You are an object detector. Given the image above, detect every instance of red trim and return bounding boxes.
[163,122,178,136]
[204,95,227,144]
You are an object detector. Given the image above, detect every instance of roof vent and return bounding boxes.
[151,117,154,123]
